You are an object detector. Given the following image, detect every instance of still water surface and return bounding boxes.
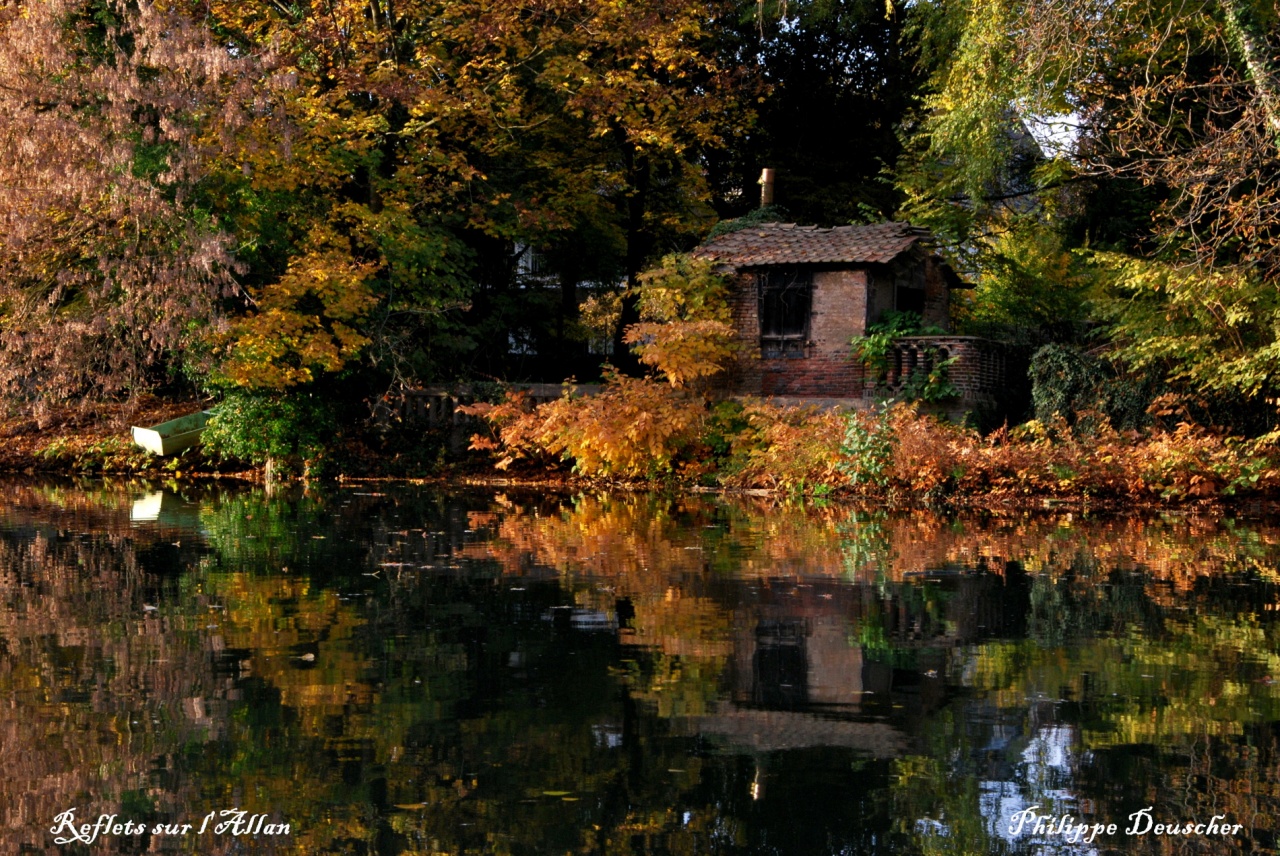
[4,482,1280,854]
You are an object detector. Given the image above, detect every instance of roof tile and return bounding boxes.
[694,222,933,268]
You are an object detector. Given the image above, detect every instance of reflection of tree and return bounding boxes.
[5,483,1280,854]
[1026,557,1165,646]
[460,493,1280,856]
[198,488,361,577]
[838,509,893,580]
[474,493,1280,591]
[0,486,766,853]
[893,753,1005,856]
[0,512,219,852]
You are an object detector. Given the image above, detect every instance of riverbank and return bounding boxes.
[3,395,1278,513]
[0,397,212,476]
[466,393,1280,510]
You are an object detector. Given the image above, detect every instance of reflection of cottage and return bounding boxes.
[695,222,1024,421]
[684,568,1031,756]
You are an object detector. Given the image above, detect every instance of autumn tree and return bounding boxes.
[0,0,242,408]
[898,0,1280,425]
[181,0,749,392]
[0,0,753,431]
[624,254,737,388]
[469,253,736,477]
[493,0,752,377]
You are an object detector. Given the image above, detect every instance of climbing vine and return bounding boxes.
[851,311,958,403]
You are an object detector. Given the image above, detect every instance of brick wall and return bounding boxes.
[723,267,872,397]
[729,333,1022,419]
[723,273,763,394]
[811,269,868,344]
[721,266,1023,422]
[761,352,869,397]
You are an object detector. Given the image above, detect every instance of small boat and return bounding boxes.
[130,410,214,456]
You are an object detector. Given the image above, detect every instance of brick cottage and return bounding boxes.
[694,221,1025,423]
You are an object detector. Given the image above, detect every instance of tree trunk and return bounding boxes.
[610,150,651,376]
[1220,0,1280,144]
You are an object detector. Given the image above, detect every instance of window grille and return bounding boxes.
[757,270,812,357]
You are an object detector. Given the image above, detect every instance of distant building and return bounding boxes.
[695,222,1024,422]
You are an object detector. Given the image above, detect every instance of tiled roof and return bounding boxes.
[694,221,933,268]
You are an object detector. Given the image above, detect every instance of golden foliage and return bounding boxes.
[474,373,707,478]
[623,253,737,388]
[474,387,1280,501]
[872,408,1280,502]
[218,246,378,389]
[720,401,849,491]
[624,319,738,387]
[185,0,750,391]
[469,253,740,478]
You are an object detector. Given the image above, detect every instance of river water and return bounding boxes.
[4,482,1280,854]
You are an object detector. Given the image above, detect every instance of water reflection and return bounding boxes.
[1,483,1279,853]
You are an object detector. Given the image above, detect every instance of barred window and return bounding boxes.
[758,270,812,357]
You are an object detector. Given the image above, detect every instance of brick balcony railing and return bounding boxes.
[878,336,1015,406]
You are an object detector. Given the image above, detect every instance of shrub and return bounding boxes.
[883,405,968,499]
[203,389,337,479]
[721,402,847,493]
[1029,343,1153,432]
[37,436,152,473]
[469,373,707,479]
[1126,422,1280,500]
[838,407,895,490]
[470,386,1280,502]
[467,253,737,479]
